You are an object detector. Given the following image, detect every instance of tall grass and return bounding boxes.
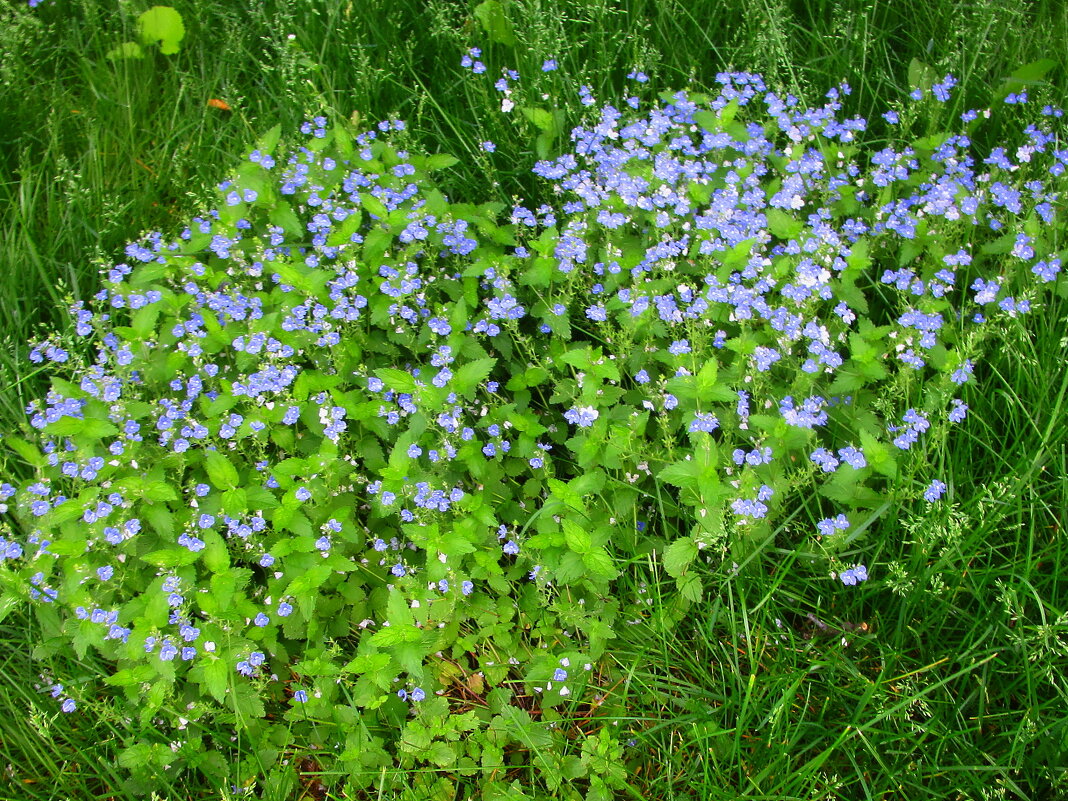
[1,0,1066,798]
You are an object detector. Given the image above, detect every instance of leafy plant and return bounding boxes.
[1,63,1066,798]
[107,5,185,60]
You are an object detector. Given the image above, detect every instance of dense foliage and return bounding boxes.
[2,63,1066,797]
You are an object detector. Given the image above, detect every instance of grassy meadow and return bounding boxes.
[1,0,1067,799]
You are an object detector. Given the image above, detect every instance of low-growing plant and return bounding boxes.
[106,5,186,61]
[2,59,1066,798]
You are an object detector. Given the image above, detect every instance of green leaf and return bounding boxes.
[859,428,897,478]
[582,548,618,579]
[374,368,418,394]
[425,153,460,171]
[106,41,145,61]
[766,208,803,240]
[361,194,389,219]
[43,417,118,439]
[547,478,585,513]
[0,593,23,624]
[908,58,937,92]
[142,548,200,568]
[562,519,591,554]
[4,436,44,468]
[452,357,497,399]
[663,538,698,578]
[138,6,186,55]
[657,459,701,490]
[692,110,719,132]
[204,451,239,490]
[521,107,555,132]
[677,572,703,602]
[203,658,229,703]
[287,564,333,617]
[474,0,516,46]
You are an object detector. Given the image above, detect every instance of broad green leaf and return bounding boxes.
[142,548,200,568]
[562,519,591,554]
[547,478,585,512]
[138,6,186,55]
[582,548,618,579]
[361,194,389,219]
[374,368,418,394]
[663,537,698,578]
[677,572,703,602]
[657,459,701,490]
[203,658,229,703]
[425,153,460,171]
[452,357,497,399]
[204,451,239,489]
[859,428,897,478]
[521,107,555,132]
[692,110,719,132]
[43,416,118,439]
[474,0,516,46]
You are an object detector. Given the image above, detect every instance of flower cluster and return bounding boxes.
[4,66,1065,738]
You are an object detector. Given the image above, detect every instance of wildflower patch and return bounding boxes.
[2,69,1065,795]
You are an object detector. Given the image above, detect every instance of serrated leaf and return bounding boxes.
[663,538,698,578]
[203,658,229,703]
[562,518,591,554]
[677,572,703,602]
[452,357,496,399]
[204,451,239,490]
[106,41,145,60]
[143,548,200,568]
[693,110,719,132]
[582,547,617,579]
[657,459,701,490]
[374,368,418,394]
[425,153,460,171]
[521,107,555,132]
[547,478,585,512]
[859,429,897,478]
[361,194,389,219]
[43,417,118,439]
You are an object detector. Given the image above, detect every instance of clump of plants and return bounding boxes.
[2,63,1065,798]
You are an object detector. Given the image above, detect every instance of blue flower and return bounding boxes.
[924,479,948,503]
[688,412,719,433]
[564,406,599,428]
[542,59,557,72]
[294,690,308,703]
[840,565,869,586]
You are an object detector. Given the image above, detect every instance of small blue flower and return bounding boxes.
[542,59,557,72]
[294,690,308,703]
[840,565,869,586]
[924,479,948,503]
[482,141,496,153]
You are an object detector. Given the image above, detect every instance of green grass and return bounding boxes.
[1,0,1067,798]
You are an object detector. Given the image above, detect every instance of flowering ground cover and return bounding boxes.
[1,2,1067,800]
